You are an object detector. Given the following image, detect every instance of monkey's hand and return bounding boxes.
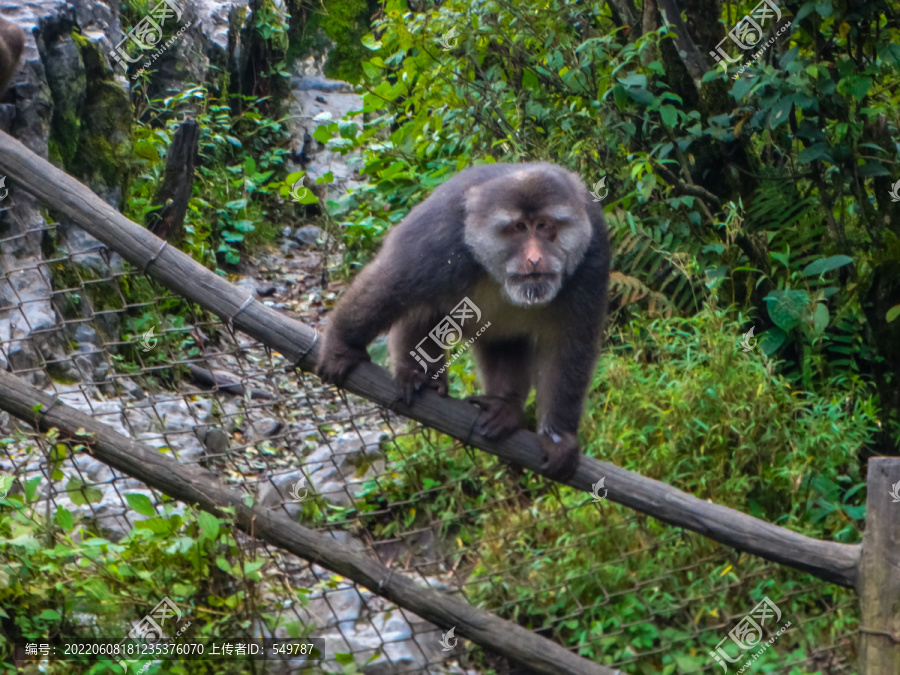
[538,430,580,481]
[393,363,448,407]
[468,396,526,440]
[315,338,370,386]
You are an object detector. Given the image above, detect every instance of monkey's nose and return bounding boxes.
[527,257,542,271]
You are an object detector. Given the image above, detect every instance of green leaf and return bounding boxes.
[732,74,758,102]
[126,493,156,516]
[858,162,890,177]
[797,142,830,164]
[768,96,793,128]
[55,505,75,530]
[886,305,900,323]
[312,125,333,144]
[760,327,787,355]
[361,60,380,79]
[297,189,319,205]
[795,2,817,21]
[225,199,248,210]
[801,255,853,277]
[660,105,677,128]
[766,290,810,331]
[133,137,160,162]
[198,510,220,541]
[617,73,647,88]
[361,34,382,50]
[812,303,829,334]
[627,88,654,105]
[67,478,103,505]
[849,76,873,102]
[234,220,255,232]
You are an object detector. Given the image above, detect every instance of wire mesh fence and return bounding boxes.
[0,208,861,673]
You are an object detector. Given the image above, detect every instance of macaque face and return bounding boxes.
[464,169,592,307]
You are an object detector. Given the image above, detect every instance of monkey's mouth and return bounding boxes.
[505,273,561,307]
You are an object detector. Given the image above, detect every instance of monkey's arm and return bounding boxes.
[316,257,409,384]
[317,199,478,385]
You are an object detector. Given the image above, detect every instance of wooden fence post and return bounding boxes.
[857,457,900,674]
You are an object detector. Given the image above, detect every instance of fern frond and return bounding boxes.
[609,271,675,317]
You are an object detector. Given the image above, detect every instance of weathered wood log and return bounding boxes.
[0,369,616,675]
[856,457,900,673]
[146,117,198,241]
[0,128,860,588]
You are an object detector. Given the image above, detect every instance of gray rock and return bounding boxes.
[246,417,283,442]
[234,276,260,297]
[296,76,354,93]
[307,587,363,628]
[199,427,230,455]
[258,470,308,509]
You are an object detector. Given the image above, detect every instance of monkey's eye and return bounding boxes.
[515,221,527,232]
[536,221,547,231]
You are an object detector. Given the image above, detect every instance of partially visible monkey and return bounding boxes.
[0,15,24,96]
[316,162,610,480]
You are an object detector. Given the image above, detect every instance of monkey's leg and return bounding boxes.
[388,310,449,407]
[533,330,599,480]
[468,338,532,440]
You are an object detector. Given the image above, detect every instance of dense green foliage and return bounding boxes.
[309,0,900,670]
[0,431,309,675]
[323,0,900,447]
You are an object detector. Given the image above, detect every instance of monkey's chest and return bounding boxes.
[463,279,555,341]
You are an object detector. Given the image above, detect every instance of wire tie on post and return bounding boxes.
[292,329,320,372]
[41,397,60,416]
[35,397,60,427]
[858,626,900,643]
[224,293,255,336]
[231,294,254,322]
[377,566,395,593]
[142,240,169,274]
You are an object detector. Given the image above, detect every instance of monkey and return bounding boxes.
[0,15,24,96]
[316,162,610,480]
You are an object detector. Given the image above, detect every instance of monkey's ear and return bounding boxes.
[462,186,482,222]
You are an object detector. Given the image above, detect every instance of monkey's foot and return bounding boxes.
[538,430,580,480]
[467,395,525,440]
[315,341,370,386]
[393,365,448,407]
